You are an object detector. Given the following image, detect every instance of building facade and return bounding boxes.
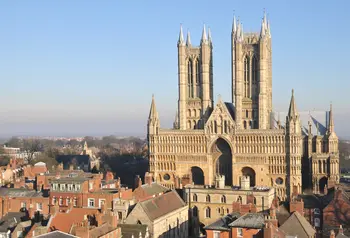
[147,12,340,200]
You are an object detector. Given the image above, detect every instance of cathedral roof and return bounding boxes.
[224,102,235,120]
[272,110,330,136]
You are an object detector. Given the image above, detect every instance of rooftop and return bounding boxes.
[204,212,240,231]
[228,213,265,229]
[34,230,78,238]
[139,190,186,221]
[0,212,28,232]
[0,188,44,198]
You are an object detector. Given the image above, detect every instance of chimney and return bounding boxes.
[215,175,225,189]
[69,164,74,171]
[232,202,241,214]
[74,220,89,237]
[330,230,335,238]
[144,172,153,185]
[240,176,250,190]
[290,198,304,216]
[339,225,344,235]
[95,211,103,226]
[109,211,118,228]
[266,204,278,227]
[105,171,114,182]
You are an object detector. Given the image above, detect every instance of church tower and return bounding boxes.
[232,12,272,129]
[177,25,214,130]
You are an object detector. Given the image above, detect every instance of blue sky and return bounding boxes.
[0,1,349,138]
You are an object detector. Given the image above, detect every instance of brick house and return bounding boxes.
[0,188,49,219]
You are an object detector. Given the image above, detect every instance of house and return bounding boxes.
[133,176,169,202]
[0,188,49,219]
[125,190,188,238]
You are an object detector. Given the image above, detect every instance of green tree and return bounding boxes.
[23,139,42,163]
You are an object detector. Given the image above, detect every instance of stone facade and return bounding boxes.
[147,12,340,201]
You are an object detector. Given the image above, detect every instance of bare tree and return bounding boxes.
[23,139,42,163]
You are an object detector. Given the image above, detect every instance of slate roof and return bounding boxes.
[204,212,240,231]
[140,182,169,196]
[279,211,316,238]
[139,190,186,221]
[224,102,235,120]
[275,203,291,226]
[34,230,78,238]
[0,212,28,232]
[118,224,148,238]
[272,110,329,136]
[0,188,43,198]
[228,213,265,229]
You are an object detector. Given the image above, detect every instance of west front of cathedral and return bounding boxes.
[147,13,340,201]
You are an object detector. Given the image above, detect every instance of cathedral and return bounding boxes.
[146,13,340,200]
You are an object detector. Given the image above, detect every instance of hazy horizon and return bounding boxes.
[1,1,349,138]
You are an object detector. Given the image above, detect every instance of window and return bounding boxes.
[314,208,320,215]
[88,198,95,207]
[217,208,221,214]
[244,56,250,98]
[206,195,211,202]
[188,60,193,98]
[237,196,242,204]
[193,206,198,217]
[163,174,170,181]
[89,182,93,190]
[221,195,226,203]
[252,56,258,84]
[60,184,65,191]
[99,199,105,208]
[314,218,320,227]
[66,198,70,206]
[205,207,211,218]
[67,184,73,191]
[254,197,257,205]
[237,228,243,237]
[213,231,220,238]
[52,197,56,205]
[21,202,26,208]
[75,184,81,191]
[193,194,198,202]
[36,203,42,211]
[73,198,77,207]
[118,212,123,220]
[52,183,58,191]
[59,197,63,206]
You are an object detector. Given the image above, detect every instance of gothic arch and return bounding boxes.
[212,138,233,186]
[241,167,256,187]
[191,166,204,185]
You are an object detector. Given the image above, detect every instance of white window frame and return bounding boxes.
[73,198,77,207]
[36,203,42,211]
[99,199,105,208]
[89,182,93,190]
[59,197,63,206]
[237,228,243,237]
[213,231,220,238]
[21,202,26,208]
[88,198,95,208]
[60,184,65,191]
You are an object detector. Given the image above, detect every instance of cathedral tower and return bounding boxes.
[232,12,272,129]
[177,25,214,130]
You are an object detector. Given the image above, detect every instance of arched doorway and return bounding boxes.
[212,138,232,186]
[191,167,204,185]
[241,167,256,187]
[319,177,328,193]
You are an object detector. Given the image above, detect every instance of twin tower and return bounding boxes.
[176,13,273,131]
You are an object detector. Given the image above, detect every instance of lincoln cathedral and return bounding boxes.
[147,13,340,201]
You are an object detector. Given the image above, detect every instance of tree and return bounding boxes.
[31,153,58,171]
[5,137,22,148]
[23,139,42,163]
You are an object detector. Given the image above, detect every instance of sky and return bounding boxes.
[0,1,349,138]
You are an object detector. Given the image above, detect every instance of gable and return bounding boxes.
[205,100,235,135]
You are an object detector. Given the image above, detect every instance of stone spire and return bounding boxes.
[148,94,158,120]
[287,89,298,119]
[329,103,334,133]
[232,14,237,33]
[201,24,208,44]
[186,30,191,46]
[208,27,212,44]
[178,24,185,46]
[267,19,271,37]
[240,22,244,42]
[260,18,266,38]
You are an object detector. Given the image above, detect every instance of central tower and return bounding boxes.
[232,13,272,129]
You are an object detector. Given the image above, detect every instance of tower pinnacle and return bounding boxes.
[186,30,191,46]
[208,27,212,44]
[287,89,298,119]
[178,24,185,46]
[149,94,158,120]
[329,103,334,133]
[201,24,208,44]
[232,14,237,33]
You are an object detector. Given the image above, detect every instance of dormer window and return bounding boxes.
[60,184,65,191]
